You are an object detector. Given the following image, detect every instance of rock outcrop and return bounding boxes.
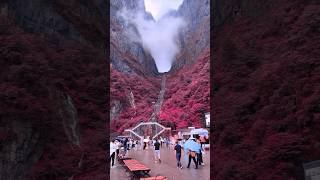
[110,0,158,75]
[172,0,210,71]
[0,119,44,180]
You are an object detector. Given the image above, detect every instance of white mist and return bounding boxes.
[118,2,185,73]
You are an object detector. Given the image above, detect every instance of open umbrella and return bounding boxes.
[190,128,209,136]
[183,139,201,153]
[183,139,201,162]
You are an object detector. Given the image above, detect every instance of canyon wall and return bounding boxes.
[212,0,320,179]
[0,1,108,179]
[0,0,107,48]
[110,0,158,75]
[172,0,210,70]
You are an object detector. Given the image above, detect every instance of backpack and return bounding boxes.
[190,151,196,157]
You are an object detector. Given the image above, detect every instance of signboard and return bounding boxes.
[205,112,210,127]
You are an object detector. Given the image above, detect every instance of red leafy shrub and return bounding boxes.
[110,67,160,132]
[110,47,210,132]
[212,1,320,179]
[161,48,210,129]
[0,16,107,178]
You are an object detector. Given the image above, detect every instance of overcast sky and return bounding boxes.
[144,0,184,21]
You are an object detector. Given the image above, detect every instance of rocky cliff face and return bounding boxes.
[212,0,272,26]
[0,1,107,178]
[110,0,158,75]
[212,0,320,179]
[0,119,44,180]
[172,0,210,71]
[0,0,107,48]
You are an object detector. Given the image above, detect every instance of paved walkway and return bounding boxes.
[110,146,210,179]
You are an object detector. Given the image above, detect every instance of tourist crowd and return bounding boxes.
[109,135,208,170]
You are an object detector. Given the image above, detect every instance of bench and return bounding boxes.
[123,159,151,178]
[140,176,168,180]
[118,156,131,162]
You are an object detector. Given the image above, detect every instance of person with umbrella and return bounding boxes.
[183,137,200,169]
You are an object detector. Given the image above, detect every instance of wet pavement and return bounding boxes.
[110,145,210,180]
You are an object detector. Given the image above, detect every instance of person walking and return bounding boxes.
[187,149,198,169]
[129,139,133,150]
[143,137,148,150]
[123,138,128,155]
[110,140,117,168]
[200,136,206,149]
[140,138,144,150]
[133,140,137,150]
[115,140,120,160]
[154,139,161,163]
[174,141,183,169]
[171,138,175,149]
[152,139,156,147]
[160,137,164,147]
[197,137,204,165]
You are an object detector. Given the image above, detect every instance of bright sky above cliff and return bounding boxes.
[144,0,184,21]
[119,0,185,73]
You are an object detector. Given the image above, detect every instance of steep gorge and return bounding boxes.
[110,0,210,133]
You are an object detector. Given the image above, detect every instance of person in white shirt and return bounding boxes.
[140,139,144,150]
[114,140,120,160]
[160,137,164,147]
[110,140,117,167]
[129,139,133,150]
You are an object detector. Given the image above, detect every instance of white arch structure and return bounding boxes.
[124,122,171,140]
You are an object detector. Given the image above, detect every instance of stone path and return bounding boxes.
[150,75,166,121]
[110,145,210,180]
